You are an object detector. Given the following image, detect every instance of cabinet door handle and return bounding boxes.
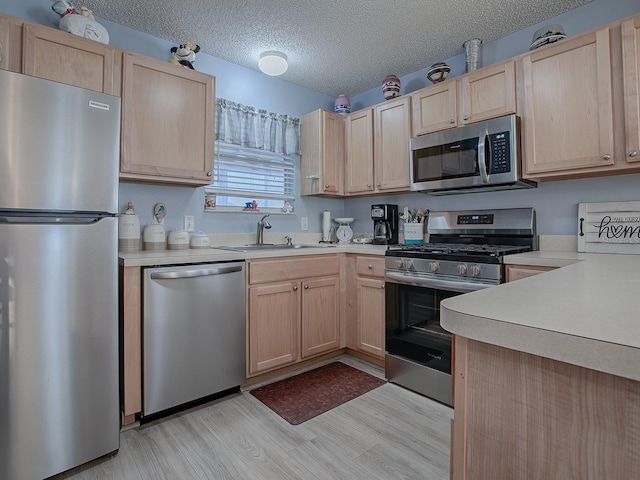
[206,171,212,177]
[602,154,611,161]
[293,285,298,291]
[629,150,638,158]
[367,264,373,269]
[324,184,329,188]
[367,183,372,187]
[463,115,469,121]
[381,283,385,289]
[304,284,309,289]
[450,119,455,124]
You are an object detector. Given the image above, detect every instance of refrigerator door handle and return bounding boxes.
[0,214,112,225]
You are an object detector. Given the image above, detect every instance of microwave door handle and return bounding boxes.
[477,128,490,183]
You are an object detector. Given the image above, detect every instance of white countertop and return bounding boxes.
[119,243,387,267]
[441,250,640,381]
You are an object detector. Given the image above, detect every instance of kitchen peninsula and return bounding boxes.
[442,251,640,479]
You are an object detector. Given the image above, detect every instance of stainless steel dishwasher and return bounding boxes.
[143,261,246,418]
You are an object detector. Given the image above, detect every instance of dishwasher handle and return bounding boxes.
[150,264,243,280]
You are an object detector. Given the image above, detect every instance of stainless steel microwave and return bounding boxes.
[409,114,536,195]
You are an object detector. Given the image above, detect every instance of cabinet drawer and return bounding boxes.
[355,256,385,278]
[505,264,556,282]
[249,255,340,284]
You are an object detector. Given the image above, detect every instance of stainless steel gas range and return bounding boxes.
[384,207,537,406]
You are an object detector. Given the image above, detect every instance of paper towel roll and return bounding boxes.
[322,210,331,241]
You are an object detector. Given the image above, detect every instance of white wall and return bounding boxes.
[2,0,639,238]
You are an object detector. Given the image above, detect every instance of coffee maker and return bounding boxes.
[371,204,399,245]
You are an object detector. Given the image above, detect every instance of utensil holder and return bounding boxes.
[403,223,424,244]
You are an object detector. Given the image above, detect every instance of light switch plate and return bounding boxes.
[184,215,195,232]
[301,217,308,231]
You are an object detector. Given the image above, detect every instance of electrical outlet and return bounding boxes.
[184,215,195,232]
[301,217,308,231]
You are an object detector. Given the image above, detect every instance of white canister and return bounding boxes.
[190,232,211,249]
[403,223,424,244]
[143,224,166,250]
[167,229,190,250]
[118,202,141,252]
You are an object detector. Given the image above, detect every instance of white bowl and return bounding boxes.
[334,217,354,224]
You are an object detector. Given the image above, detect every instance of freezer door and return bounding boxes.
[0,218,119,480]
[0,69,120,213]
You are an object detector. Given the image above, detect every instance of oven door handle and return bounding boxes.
[385,271,495,293]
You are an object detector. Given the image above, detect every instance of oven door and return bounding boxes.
[384,271,494,406]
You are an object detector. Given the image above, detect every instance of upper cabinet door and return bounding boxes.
[300,109,344,196]
[0,14,24,73]
[22,24,117,95]
[521,28,615,176]
[622,15,640,163]
[120,53,215,186]
[345,108,374,194]
[411,81,457,136]
[374,96,411,192]
[459,59,516,124]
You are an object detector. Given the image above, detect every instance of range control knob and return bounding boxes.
[457,264,468,275]
[402,259,414,271]
[470,264,482,276]
[395,259,404,269]
[428,261,439,272]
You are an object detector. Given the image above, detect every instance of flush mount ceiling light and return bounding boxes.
[258,51,288,76]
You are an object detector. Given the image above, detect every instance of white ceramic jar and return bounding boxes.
[190,232,211,249]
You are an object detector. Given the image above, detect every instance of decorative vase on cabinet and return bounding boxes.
[382,74,401,100]
[334,94,351,114]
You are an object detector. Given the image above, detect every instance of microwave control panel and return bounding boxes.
[489,132,511,174]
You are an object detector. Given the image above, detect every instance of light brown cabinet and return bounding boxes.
[374,96,412,193]
[300,109,344,196]
[344,96,411,195]
[622,15,640,164]
[247,255,341,376]
[505,264,556,282]
[22,23,119,95]
[0,14,24,72]
[346,255,386,361]
[119,52,215,186]
[451,337,640,480]
[521,28,616,177]
[520,15,640,180]
[411,60,516,136]
[344,108,374,194]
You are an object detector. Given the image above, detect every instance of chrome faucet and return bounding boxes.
[256,214,271,244]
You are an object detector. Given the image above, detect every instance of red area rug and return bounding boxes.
[250,362,386,425]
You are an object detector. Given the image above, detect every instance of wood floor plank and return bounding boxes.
[54,359,452,480]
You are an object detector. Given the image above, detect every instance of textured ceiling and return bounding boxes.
[80,0,592,98]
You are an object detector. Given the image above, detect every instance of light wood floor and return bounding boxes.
[55,357,452,480]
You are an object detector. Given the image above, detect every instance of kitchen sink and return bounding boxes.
[212,243,336,252]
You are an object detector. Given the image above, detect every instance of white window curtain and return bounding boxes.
[215,98,301,155]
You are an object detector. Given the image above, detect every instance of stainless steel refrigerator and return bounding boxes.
[0,69,121,479]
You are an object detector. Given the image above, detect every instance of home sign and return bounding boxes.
[578,201,640,254]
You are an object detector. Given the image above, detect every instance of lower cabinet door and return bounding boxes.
[356,277,385,359]
[301,276,341,358]
[248,282,299,375]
